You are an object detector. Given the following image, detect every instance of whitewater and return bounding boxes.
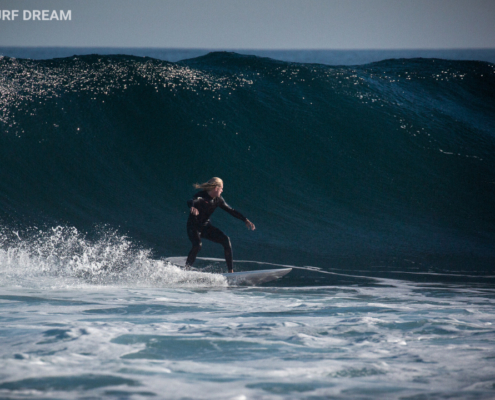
[2,283,495,399]
[0,226,494,399]
[1,49,495,398]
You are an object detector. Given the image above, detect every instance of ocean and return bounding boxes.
[0,48,494,399]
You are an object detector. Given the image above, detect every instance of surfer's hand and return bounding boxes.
[245,219,255,230]
[190,207,199,216]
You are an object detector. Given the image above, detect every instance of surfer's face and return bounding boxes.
[210,185,223,198]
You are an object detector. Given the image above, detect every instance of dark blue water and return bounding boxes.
[2,47,495,65]
[1,50,494,284]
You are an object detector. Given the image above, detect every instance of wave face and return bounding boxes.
[1,52,494,277]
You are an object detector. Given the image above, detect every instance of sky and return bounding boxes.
[0,0,494,49]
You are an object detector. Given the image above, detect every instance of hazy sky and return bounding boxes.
[1,0,494,49]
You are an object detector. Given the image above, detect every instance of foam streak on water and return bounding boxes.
[1,281,495,399]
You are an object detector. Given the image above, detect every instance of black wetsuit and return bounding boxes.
[186,191,247,271]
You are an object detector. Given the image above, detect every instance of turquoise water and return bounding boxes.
[1,227,494,398]
[1,277,495,399]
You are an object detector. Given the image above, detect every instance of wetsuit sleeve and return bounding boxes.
[219,197,247,222]
[187,193,204,208]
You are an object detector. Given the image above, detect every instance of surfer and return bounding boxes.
[186,177,255,273]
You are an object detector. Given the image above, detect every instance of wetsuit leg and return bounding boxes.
[186,224,202,268]
[201,224,233,272]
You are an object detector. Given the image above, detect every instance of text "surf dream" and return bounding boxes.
[0,10,71,21]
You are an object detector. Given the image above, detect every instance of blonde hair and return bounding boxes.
[193,177,223,191]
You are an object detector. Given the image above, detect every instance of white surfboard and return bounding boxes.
[164,257,292,285]
[222,268,292,285]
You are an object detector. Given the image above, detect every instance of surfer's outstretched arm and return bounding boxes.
[218,198,255,230]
